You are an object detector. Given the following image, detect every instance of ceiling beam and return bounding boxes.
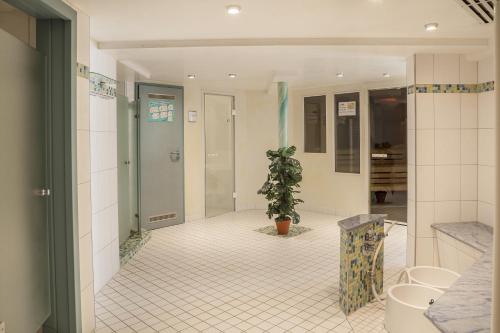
[98,37,489,50]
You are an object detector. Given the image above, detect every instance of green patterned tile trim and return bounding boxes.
[76,62,89,79]
[119,229,152,266]
[339,217,384,315]
[255,225,312,238]
[408,81,494,94]
[90,72,117,99]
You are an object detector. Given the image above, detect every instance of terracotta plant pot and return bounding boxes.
[276,218,291,235]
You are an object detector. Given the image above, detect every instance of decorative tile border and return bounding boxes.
[408,81,494,94]
[76,62,89,79]
[119,229,152,266]
[255,225,312,238]
[90,72,117,99]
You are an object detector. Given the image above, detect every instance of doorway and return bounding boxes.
[369,88,408,222]
[204,94,235,218]
[137,84,185,230]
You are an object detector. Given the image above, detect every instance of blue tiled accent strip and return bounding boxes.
[90,72,117,99]
[408,81,494,94]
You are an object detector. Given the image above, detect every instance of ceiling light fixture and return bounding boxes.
[424,23,439,31]
[383,73,391,78]
[226,5,241,15]
[187,74,196,79]
[228,73,237,78]
[336,72,344,78]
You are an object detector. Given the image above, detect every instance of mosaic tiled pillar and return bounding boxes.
[338,214,385,315]
[278,81,288,147]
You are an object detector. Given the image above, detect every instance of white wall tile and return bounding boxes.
[434,54,460,84]
[415,54,434,84]
[90,131,118,172]
[460,129,478,165]
[92,206,112,254]
[417,166,435,201]
[91,168,118,213]
[76,11,90,66]
[407,199,416,236]
[436,236,459,271]
[77,130,91,185]
[435,130,460,165]
[416,130,434,165]
[415,237,435,266]
[79,232,94,290]
[478,129,495,166]
[93,245,112,293]
[478,57,494,83]
[408,129,416,165]
[460,94,478,129]
[77,77,90,131]
[416,94,434,129]
[478,165,495,204]
[406,234,416,267]
[416,201,434,237]
[461,165,478,201]
[78,182,92,238]
[80,284,95,333]
[435,165,460,201]
[407,164,415,201]
[406,55,415,85]
[461,201,477,222]
[434,94,460,129]
[435,201,461,223]
[478,91,495,129]
[478,201,495,226]
[111,238,120,275]
[459,55,478,84]
[407,93,416,130]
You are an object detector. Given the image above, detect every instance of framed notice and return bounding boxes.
[338,101,357,117]
[147,96,176,123]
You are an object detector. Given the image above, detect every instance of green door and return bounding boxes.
[0,29,50,332]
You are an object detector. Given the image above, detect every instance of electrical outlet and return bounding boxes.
[0,321,5,333]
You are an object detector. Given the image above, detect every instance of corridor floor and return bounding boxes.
[95,210,406,333]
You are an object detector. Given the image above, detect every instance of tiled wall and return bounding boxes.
[407,54,483,266]
[90,41,120,293]
[477,57,496,227]
[73,7,96,333]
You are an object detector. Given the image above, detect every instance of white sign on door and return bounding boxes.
[338,101,356,116]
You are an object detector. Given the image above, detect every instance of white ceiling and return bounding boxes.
[73,0,493,90]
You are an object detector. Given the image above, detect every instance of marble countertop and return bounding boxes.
[425,222,493,333]
[337,214,386,231]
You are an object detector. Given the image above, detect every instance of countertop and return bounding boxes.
[337,214,386,231]
[425,222,493,333]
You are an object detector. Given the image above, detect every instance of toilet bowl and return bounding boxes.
[385,284,443,333]
[405,266,460,291]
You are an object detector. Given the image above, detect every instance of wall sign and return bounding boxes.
[147,97,175,123]
[188,110,198,123]
[338,101,357,117]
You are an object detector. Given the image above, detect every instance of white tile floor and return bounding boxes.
[95,210,406,333]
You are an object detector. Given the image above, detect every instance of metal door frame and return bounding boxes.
[203,93,236,217]
[135,83,185,231]
[3,1,79,332]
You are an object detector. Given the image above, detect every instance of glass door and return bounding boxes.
[369,88,407,222]
[204,94,235,218]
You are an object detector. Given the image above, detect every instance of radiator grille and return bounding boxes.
[456,0,495,24]
[148,213,177,224]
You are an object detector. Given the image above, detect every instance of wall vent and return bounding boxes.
[148,213,177,224]
[455,0,495,24]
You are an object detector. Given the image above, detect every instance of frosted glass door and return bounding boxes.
[0,28,50,332]
[205,94,235,218]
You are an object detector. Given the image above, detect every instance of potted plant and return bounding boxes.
[258,146,304,235]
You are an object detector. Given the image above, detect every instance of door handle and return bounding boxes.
[34,188,51,197]
[169,150,181,161]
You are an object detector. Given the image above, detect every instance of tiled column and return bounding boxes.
[408,54,479,266]
[338,215,384,315]
[74,9,96,333]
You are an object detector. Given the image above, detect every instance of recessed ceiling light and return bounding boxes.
[424,23,439,31]
[187,74,196,79]
[226,5,241,15]
[336,72,344,78]
[228,73,237,78]
[383,73,391,78]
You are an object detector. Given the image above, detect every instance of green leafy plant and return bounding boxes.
[257,146,304,224]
